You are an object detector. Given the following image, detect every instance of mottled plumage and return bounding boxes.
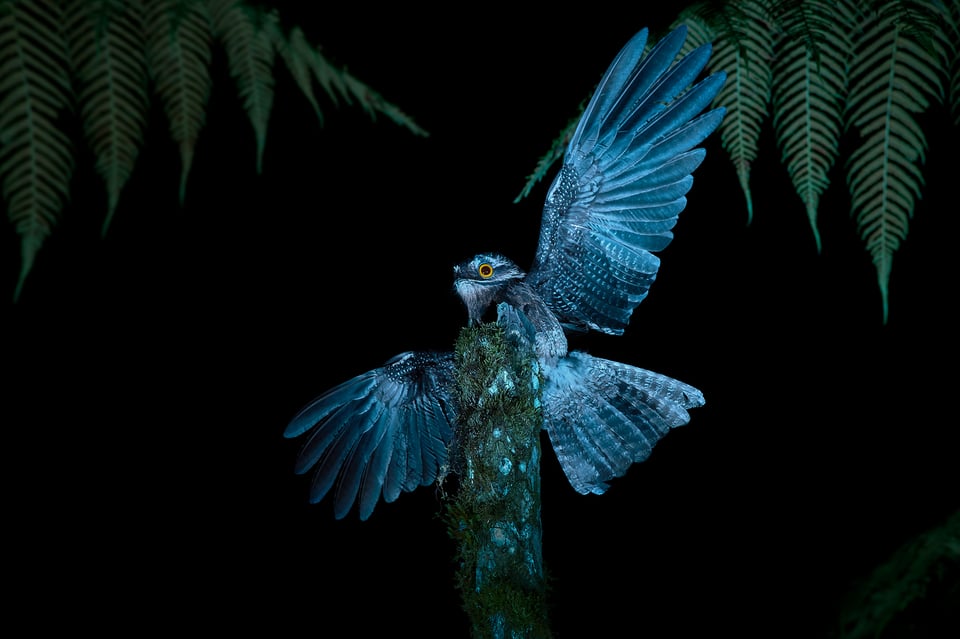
[286,25,726,519]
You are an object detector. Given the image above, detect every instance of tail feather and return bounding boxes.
[542,351,704,495]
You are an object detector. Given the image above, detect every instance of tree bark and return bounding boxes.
[446,315,552,639]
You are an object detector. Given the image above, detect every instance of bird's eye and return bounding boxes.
[478,263,494,279]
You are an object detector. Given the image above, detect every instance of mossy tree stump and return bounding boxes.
[445,317,552,639]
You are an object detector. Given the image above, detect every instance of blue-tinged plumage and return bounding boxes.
[286,352,456,518]
[539,351,703,495]
[569,29,651,152]
[286,25,724,519]
[528,28,725,334]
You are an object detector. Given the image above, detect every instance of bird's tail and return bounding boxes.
[541,351,704,495]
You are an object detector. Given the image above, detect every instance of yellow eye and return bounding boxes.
[478,263,494,279]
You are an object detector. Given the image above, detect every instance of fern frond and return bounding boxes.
[267,25,324,122]
[307,48,350,111]
[267,22,428,138]
[873,0,942,47]
[144,0,213,204]
[678,0,758,50]
[769,0,832,66]
[336,67,428,137]
[844,4,945,323]
[690,0,774,225]
[208,0,275,174]
[771,0,855,253]
[64,0,150,236]
[673,6,717,55]
[0,0,74,299]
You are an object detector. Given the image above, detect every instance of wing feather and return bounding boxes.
[603,148,705,191]
[403,397,426,492]
[569,28,651,154]
[593,176,693,209]
[307,410,369,510]
[284,351,457,519]
[359,409,398,518]
[598,45,712,163]
[529,25,726,334]
[334,407,389,519]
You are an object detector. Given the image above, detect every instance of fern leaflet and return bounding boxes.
[844,3,945,322]
[65,0,150,235]
[145,0,213,204]
[0,0,74,299]
[209,0,275,174]
[686,0,773,225]
[771,0,853,253]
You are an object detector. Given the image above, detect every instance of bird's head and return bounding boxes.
[453,253,525,326]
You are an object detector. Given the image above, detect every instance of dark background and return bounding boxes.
[4,5,957,637]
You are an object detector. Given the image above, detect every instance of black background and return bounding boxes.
[4,4,957,637]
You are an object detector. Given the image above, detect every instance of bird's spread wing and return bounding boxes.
[527,25,726,335]
[284,351,457,520]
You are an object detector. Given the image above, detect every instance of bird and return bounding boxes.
[284,24,726,521]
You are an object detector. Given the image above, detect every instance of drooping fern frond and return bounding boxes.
[770,0,853,253]
[0,0,74,298]
[307,49,351,111]
[64,0,150,235]
[674,9,716,56]
[269,25,322,121]
[336,68,429,136]
[679,0,775,225]
[844,1,945,323]
[267,23,428,137]
[2,0,427,298]
[208,0,275,174]
[144,0,213,204]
